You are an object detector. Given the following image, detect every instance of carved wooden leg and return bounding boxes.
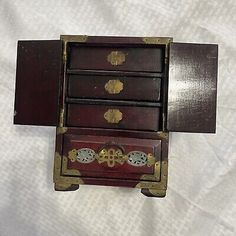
[141,188,166,198]
[54,183,80,191]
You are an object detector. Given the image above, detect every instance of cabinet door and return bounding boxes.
[167,43,218,133]
[14,40,62,126]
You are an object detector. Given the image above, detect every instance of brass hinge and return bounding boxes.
[60,35,88,62]
[59,109,64,127]
[63,41,67,62]
[142,37,172,45]
[60,35,88,43]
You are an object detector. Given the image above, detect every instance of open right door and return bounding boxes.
[167,42,218,133]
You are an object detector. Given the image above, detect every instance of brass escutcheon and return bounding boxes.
[107,51,126,66]
[97,148,126,167]
[105,79,123,94]
[104,109,122,124]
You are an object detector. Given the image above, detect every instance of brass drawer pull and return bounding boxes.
[107,51,126,66]
[104,79,123,94]
[104,109,122,124]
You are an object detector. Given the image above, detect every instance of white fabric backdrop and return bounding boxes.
[0,0,236,235]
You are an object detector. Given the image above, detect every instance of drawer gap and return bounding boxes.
[66,69,165,78]
[66,98,162,108]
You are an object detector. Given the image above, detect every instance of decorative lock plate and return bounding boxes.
[104,109,122,124]
[97,148,125,167]
[104,79,123,94]
[107,51,126,66]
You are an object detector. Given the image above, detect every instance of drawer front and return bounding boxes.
[69,46,164,72]
[62,134,161,181]
[68,75,161,101]
[67,104,160,131]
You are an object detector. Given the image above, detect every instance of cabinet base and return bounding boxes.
[54,183,166,198]
[141,188,166,198]
[54,183,80,191]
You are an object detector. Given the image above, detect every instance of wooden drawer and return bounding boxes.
[62,134,161,181]
[69,45,164,72]
[68,74,161,101]
[67,104,160,131]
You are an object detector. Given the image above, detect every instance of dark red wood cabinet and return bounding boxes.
[14,35,218,197]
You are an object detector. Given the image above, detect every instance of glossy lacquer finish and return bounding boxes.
[13,35,218,198]
[167,43,218,133]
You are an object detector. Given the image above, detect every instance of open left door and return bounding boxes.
[14,40,62,126]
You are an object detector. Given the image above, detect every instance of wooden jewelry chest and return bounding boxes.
[14,35,218,197]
